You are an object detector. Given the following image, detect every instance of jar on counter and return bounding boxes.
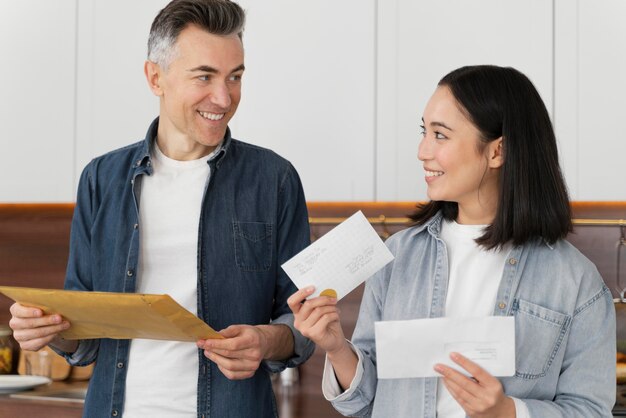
[0,325,18,374]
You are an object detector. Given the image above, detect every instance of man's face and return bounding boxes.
[148,24,244,158]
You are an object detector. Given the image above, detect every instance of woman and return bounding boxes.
[288,65,616,417]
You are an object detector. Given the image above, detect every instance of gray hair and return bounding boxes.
[148,0,245,69]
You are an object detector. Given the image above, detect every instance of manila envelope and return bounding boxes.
[0,286,223,342]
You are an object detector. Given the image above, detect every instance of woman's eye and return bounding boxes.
[435,131,447,140]
[419,124,426,136]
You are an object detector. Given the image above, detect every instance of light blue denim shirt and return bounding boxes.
[329,212,616,417]
[55,118,315,418]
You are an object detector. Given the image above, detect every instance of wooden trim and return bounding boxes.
[0,204,74,217]
[308,216,626,227]
[573,219,626,226]
[1,201,624,213]
[1,202,624,227]
[305,201,626,225]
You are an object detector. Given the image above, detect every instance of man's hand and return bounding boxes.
[9,302,76,352]
[197,324,293,380]
[434,352,516,418]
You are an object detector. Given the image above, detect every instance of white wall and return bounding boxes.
[74,0,166,184]
[376,0,554,201]
[555,0,626,200]
[0,0,77,201]
[234,0,376,200]
[1,0,624,202]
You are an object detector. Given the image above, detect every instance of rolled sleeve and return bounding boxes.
[322,341,377,417]
[512,397,530,418]
[50,339,99,367]
[263,313,315,372]
[322,341,364,400]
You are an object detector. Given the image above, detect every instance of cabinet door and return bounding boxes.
[74,0,165,181]
[555,0,626,200]
[233,0,376,201]
[0,0,76,202]
[376,0,554,201]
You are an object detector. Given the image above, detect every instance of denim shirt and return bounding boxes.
[330,212,616,418]
[59,118,315,418]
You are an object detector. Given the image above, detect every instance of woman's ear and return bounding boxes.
[488,137,504,168]
[144,60,164,96]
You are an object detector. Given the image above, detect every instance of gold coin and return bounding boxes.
[320,288,338,298]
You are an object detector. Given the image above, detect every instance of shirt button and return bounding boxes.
[133,223,139,229]
[127,270,134,277]
[112,411,119,417]
[508,258,517,265]
[117,362,124,369]
[498,302,507,309]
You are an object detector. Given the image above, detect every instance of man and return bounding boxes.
[8,1,314,416]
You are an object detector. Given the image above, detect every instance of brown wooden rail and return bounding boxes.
[309,216,626,227]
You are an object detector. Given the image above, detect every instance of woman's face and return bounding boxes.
[418,86,502,224]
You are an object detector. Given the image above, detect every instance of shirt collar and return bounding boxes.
[133,117,233,170]
[425,211,444,237]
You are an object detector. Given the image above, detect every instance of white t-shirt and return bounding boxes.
[436,219,529,418]
[123,145,214,417]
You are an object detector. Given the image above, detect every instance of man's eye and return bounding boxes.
[198,75,210,81]
[229,74,242,82]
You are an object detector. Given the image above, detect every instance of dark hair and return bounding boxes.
[410,65,572,249]
[148,0,245,68]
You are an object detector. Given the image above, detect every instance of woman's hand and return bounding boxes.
[288,286,359,391]
[287,286,346,354]
[434,352,516,418]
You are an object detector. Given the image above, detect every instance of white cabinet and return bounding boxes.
[0,0,76,202]
[233,0,376,200]
[376,0,554,201]
[555,0,626,200]
[74,0,165,180]
[1,0,624,202]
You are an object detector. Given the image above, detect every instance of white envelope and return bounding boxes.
[282,211,394,300]
[375,316,515,379]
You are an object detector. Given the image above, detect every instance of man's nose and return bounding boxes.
[210,82,231,109]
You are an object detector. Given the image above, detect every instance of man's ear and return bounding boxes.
[144,60,164,96]
[488,137,504,169]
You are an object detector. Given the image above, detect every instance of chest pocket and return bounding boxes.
[232,221,273,272]
[512,298,571,379]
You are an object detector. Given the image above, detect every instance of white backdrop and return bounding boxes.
[0,0,624,202]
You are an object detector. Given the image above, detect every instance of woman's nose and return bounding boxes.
[417,137,430,161]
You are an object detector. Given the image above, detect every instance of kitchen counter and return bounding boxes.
[0,371,341,418]
[0,380,87,418]
[1,377,624,417]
